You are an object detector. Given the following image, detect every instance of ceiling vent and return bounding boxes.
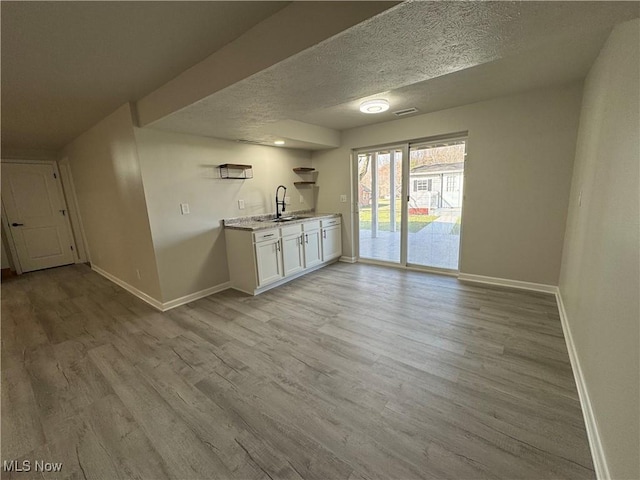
[393,107,419,117]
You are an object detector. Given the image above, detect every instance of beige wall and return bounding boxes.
[134,127,312,303]
[559,20,639,480]
[62,104,162,300]
[312,83,583,285]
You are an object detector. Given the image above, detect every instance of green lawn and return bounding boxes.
[451,217,462,235]
[359,206,437,233]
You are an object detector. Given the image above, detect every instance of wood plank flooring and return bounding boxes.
[1,263,594,479]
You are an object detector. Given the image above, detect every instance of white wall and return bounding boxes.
[313,83,583,285]
[62,104,163,300]
[559,19,639,480]
[134,128,313,303]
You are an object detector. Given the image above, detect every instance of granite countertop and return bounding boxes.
[224,211,341,231]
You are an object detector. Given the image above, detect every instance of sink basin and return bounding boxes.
[274,216,298,222]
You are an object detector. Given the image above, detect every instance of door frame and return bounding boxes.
[351,132,468,275]
[352,143,408,266]
[1,159,79,274]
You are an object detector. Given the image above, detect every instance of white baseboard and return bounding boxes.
[339,256,357,263]
[91,265,230,312]
[162,282,231,310]
[457,272,557,294]
[92,265,164,310]
[555,290,609,480]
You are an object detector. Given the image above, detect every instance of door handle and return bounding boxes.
[11,222,24,227]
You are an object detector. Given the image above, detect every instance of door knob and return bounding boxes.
[11,223,24,227]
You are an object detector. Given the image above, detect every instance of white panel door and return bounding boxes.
[303,229,322,268]
[282,235,304,277]
[255,238,282,286]
[1,162,76,272]
[321,225,342,261]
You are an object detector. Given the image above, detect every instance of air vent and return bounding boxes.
[393,107,419,117]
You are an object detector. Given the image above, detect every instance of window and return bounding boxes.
[414,179,432,191]
[446,175,459,192]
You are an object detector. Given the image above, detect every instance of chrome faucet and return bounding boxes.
[275,185,287,219]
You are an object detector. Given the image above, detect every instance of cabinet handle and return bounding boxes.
[323,230,326,239]
[276,241,281,252]
[304,234,308,244]
[263,233,275,237]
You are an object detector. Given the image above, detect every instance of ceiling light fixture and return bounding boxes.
[359,99,390,114]
[274,140,285,145]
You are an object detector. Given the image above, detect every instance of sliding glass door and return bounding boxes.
[356,137,466,271]
[357,147,404,263]
[407,140,465,270]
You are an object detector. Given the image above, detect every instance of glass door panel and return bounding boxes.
[406,140,465,269]
[358,149,403,263]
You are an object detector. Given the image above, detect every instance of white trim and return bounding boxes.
[92,265,164,310]
[358,258,459,278]
[92,264,232,312]
[162,282,231,310]
[339,256,357,263]
[457,272,557,294]
[555,290,610,480]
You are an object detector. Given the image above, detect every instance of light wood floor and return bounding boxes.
[2,263,594,479]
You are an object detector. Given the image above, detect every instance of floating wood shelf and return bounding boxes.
[294,181,316,186]
[219,164,253,179]
[293,167,315,173]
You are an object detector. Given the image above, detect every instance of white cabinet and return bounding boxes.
[225,215,342,295]
[303,228,322,268]
[255,237,282,286]
[321,218,342,261]
[282,233,305,277]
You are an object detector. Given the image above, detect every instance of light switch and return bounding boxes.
[238,199,245,209]
[285,196,291,205]
[299,195,304,204]
[180,203,190,215]
[340,194,347,203]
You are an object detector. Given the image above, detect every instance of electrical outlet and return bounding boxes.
[299,195,304,204]
[285,196,291,205]
[238,199,245,209]
[340,194,347,203]
[180,203,190,215]
[136,269,141,280]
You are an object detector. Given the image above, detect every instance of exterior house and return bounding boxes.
[409,162,464,213]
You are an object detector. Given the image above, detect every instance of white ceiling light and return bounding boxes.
[359,99,389,114]
[274,140,285,145]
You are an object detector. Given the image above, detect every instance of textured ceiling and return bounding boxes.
[1,1,289,152]
[148,1,639,150]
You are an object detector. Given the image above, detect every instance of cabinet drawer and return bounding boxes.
[321,217,341,227]
[302,220,320,231]
[254,229,279,243]
[280,224,302,237]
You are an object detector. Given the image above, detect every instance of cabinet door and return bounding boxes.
[303,229,322,268]
[282,234,304,277]
[255,238,283,286]
[321,225,342,261]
